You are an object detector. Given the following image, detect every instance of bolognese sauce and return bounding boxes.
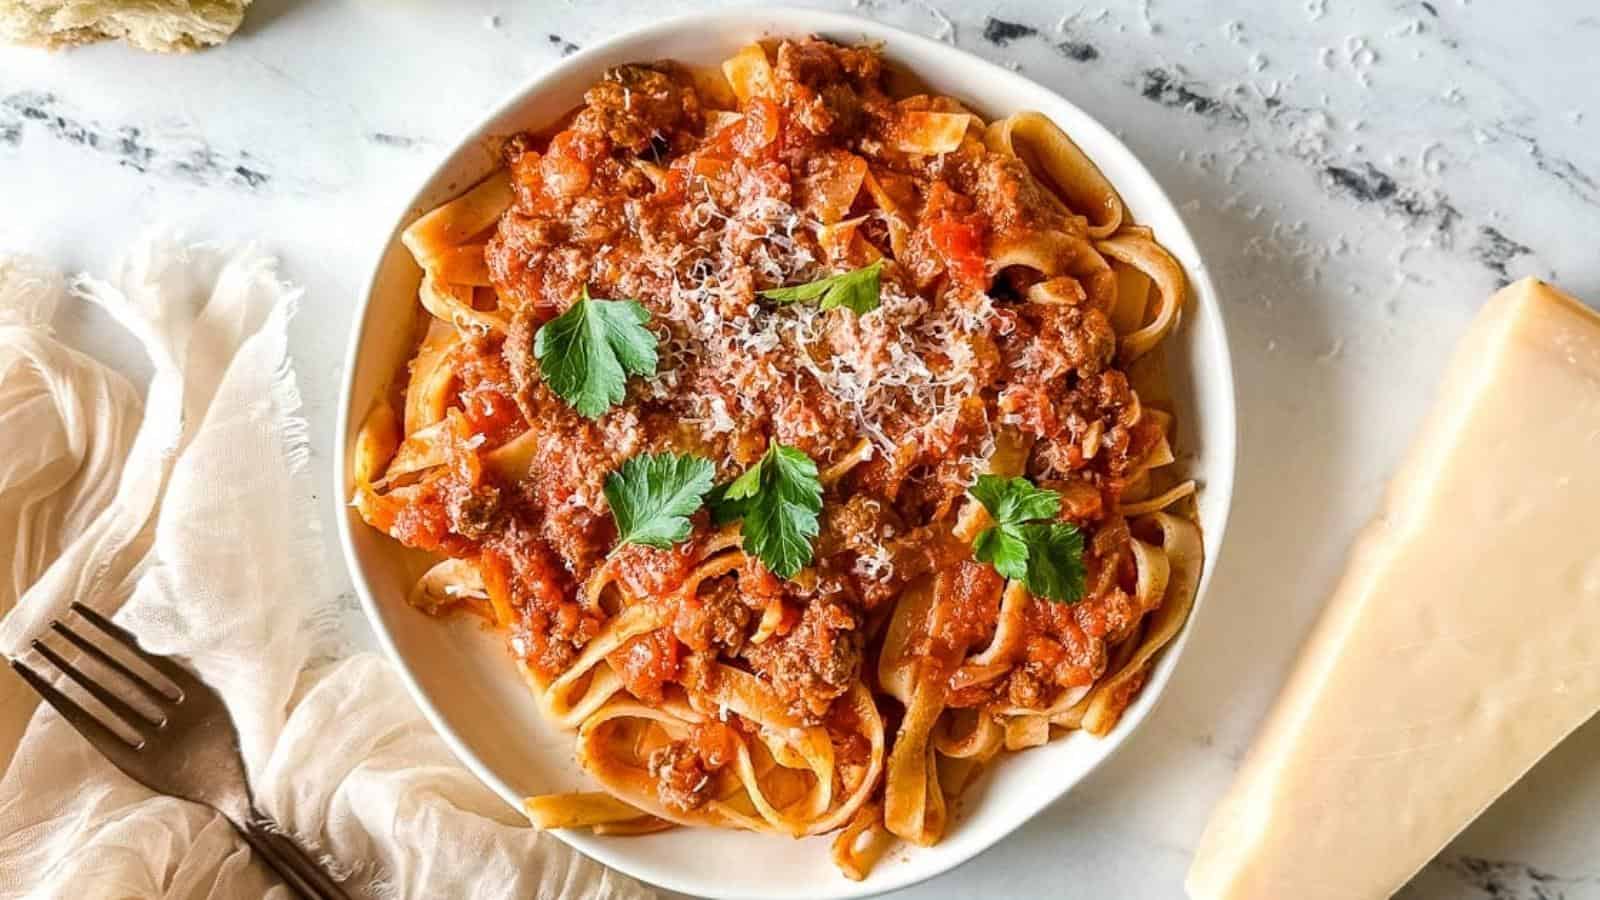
[359,36,1201,867]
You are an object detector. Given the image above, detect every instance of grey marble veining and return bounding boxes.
[2,1,1598,898]
[1,90,272,188]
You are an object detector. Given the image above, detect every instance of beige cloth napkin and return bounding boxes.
[0,237,652,900]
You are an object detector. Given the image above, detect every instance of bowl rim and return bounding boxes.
[334,8,1238,898]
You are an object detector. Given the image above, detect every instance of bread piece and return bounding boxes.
[0,0,251,53]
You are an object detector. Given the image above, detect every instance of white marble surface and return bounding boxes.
[4,1,1600,898]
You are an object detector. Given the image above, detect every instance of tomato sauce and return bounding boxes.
[370,39,1160,720]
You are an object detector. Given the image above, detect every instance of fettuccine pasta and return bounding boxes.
[352,38,1203,880]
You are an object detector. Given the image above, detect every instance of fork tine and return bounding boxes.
[10,657,145,750]
[51,620,178,704]
[69,602,188,696]
[31,640,165,732]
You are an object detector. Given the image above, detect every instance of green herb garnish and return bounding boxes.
[709,444,823,579]
[757,261,882,315]
[968,474,1087,604]
[605,452,716,549]
[533,286,658,419]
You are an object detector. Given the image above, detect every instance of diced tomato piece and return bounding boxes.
[391,489,472,555]
[690,720,739,769]
[460,385,523,447]
[735,97,782,156]
[607,629,681,705]
[540,131,599,197]
[614,542,695,598]
[930,214,988,290]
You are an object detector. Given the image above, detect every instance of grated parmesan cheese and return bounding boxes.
[853,542,896,580]
[622,172,1001,465]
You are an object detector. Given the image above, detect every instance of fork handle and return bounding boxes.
[240,820,351,899]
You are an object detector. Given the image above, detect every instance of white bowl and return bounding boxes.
[335,9,1237,899]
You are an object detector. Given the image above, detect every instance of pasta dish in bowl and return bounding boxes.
[338,11,1234,898]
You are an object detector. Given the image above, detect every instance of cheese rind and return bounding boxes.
[1187,278,1600,900]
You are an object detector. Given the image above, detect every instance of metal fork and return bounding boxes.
[9,602,349,899]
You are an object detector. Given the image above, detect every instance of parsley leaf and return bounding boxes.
[969,474,1060,526]
[709,444,823,579]
[705,469,755,527]
[968,476,1087,604]
[1011,522,1086,603]
[533,287,658,419]
[604,452,716,549]
[972,524,1030,581]
[757,261,882,314]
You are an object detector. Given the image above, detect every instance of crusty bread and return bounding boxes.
[0,0,251,53]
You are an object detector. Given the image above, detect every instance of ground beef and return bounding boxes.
[648,742,713,812]
[774,37,881,91]
[445,482,502,540]
[1022,303,1117,379]
[501,306,541,424]
[775,38,877,138]
[818,493,903,558]
[577,64,702,154]
[673,577,754,653]
[740,598,862,720]
[967,151,1075,237]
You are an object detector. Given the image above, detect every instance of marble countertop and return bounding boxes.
[4,1,1599,898]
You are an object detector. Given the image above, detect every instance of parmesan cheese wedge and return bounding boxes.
[1188,278,1600,900]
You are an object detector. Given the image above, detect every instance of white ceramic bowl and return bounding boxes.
[335,9,1236,899]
